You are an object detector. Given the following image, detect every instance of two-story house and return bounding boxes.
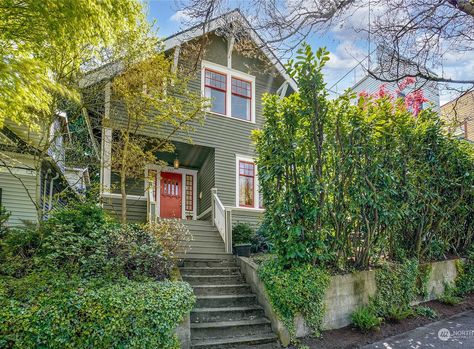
[351,49,440,110]
[84,10,297,258]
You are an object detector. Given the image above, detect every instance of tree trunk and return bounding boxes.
[120,134,129,224]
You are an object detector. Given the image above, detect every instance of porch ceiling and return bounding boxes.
[155,141,213,170]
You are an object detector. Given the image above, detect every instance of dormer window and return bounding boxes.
[202,61,255,123]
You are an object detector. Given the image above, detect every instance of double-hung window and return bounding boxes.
[239,161,255,207]
[202,61,255,122]
[236,156,263,209]
[231,78,251,121]
[204,70,226,115]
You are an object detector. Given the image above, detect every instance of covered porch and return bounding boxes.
[146,141,215,222]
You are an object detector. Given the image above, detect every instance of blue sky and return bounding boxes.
[145,1,470,104]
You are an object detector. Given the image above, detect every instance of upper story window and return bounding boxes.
[231,77,252,120]
[204,70,226,115]
[202,61,255,123]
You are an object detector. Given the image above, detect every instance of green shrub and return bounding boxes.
[233,223,254,245]
[371,260,419,318]
[418,263,432,300]
[259,258,330,336]
[0,272,195,349]
[455,251,474,296]
[0,205,10,238]
[0,201,188,281]
[351,306,381,331]
[108,223,174,280]
[386,306,414,322]
[439,282,462,305]
[251,222,271,253]
[0,226,41,277]
[415,306,438,319]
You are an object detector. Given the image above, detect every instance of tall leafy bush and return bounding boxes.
[254,44,474,269]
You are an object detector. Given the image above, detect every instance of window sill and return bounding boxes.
[207,111,255,124]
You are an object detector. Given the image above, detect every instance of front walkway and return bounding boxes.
[362,311,474,349]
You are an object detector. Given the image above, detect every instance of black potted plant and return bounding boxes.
[232,223,253,257]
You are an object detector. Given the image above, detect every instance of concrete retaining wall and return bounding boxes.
[237,257,292,346]
[237,257,461,344]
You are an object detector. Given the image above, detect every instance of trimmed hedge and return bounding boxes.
[0,272,195,349]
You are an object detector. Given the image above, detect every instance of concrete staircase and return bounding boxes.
[181,220,232,260]
[181,258,280,349]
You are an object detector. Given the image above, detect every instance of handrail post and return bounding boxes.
[211,188,217,226]
[225,209,233,253]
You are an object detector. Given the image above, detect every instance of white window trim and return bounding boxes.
[235,154,263,210]
[201,60,256,124]
[145,165,198,220]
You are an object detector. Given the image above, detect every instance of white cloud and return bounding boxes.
[170,10,191,23]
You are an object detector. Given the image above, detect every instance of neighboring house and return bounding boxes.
[85,10,296,242]
[441,91,474,141]
[0,116,89,226]
[351,51,440,110]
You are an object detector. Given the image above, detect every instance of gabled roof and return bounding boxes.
[81,10,297,91]
[164,9,297,91]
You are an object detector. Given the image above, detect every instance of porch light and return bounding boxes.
[173,156,180,169]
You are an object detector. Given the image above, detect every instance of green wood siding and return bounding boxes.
[102,197,147,223]
[0,172,37,226]
[232,210,263,231]
[110,172,144,196]
[197,150,215,215]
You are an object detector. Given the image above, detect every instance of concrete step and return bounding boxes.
[192,284,252,296]
[196,294,257,308]
[182,219,213,226]
[183,259,237,267]
[179,252,234,260]
[183,274,244,285]
[191,333,278,349]
[187,235,224,243]
[188,241,226,249]
[191,318,273,340]
[181,266,240,275]
[185,225,220,232]
[187,247,227,254]
[191,305,265,323]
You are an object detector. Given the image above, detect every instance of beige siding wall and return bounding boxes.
[441,91,474,141]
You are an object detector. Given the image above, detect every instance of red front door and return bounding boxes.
[160,172,182,218]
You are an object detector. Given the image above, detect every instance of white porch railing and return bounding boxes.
[211,188,233,253]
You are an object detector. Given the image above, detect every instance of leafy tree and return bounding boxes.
[0,0,151,221]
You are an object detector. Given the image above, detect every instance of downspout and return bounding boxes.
[48,172,60,213]
[42,169,51,215]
